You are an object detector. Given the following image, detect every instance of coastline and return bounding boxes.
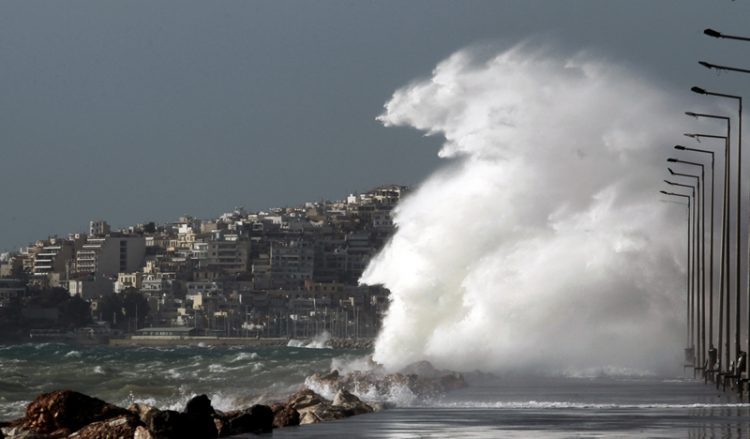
[109,336,374,350]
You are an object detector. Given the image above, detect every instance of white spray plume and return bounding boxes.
[361,43,695,375]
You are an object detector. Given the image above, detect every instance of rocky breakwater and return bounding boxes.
[0,361,465,438]
[0,390,295,438]
[0,386,378,438]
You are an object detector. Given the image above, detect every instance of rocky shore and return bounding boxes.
[0,362,465,439]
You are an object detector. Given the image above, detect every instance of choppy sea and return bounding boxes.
[0,342,355,421]
[2,343,750,438]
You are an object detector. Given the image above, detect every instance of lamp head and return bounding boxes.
[674,145,686,150]
[667,158,678,163]
[668,168,676,175]
[691,86,707,95]
[704,28,722,38]
[685,111,697,118]
[663,180,673,185]
[660,190,668,195]
[699,61,714,70]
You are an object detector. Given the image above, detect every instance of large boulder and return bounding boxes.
[286,389,324,411]
[181,395,217,439]
[146,410,189,439]
[19,390,131,436]
[332,389,373,416]
[297,405,348,425]
[270,404,300,428]
[224,405,273,436]
[285,389,338,425]
[184,395,214,418]
[66,415,142,439]
[283,387,375,425]
[128,403,160,427]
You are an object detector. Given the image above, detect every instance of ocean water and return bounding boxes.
[0,342,360,421]
[2,343,749,438]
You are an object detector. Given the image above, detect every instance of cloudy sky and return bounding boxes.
[1,0,750,251]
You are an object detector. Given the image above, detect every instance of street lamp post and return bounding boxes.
[666,176,701,371]
[661,189,694,369]
[667,166,704,371]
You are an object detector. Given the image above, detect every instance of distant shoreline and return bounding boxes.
[0,336,375,350]
[121,336,375,350]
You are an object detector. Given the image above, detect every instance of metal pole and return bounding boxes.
[666,179,699,366]
[700,164,706,370]
[686,197,693,348]
[708,152,714,353]
[719,132,730,373]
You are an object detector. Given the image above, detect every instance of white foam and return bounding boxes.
[287,331,333,349]
[230,352,259,363]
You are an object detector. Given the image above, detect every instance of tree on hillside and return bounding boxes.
[97,289,150,332]
[58,296,92,328]
[121,288,149,329]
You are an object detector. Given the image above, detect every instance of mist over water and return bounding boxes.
[361,43,694,375]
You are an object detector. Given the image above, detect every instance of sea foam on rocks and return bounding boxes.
[305,359,466,406]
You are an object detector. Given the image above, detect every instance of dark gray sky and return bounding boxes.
[2,0,750,251]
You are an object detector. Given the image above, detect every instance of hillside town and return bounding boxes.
[0,185,407,343]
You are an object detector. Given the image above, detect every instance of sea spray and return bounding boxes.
[287,331,333,349]
[361,43,702,375]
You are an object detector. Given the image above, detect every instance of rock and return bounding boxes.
[224,405,273,435]
[284,387,373,425]
[128,403,159,426]
[133,426,153,439]
[332,389,373,416]
[439,372,467,392]
[271,404,299,428]
[286,389,324,411]
[1,426,54,439]
[247,405,274,434]
[67,415,142,439]
[212,413,230,438]
[298,411,320,425]
[20,390,131,436]
[181,395,218,439]
[184,395,214,417]
[144,410,185,439]
[299,405,348,424]
[331,389,360,407]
